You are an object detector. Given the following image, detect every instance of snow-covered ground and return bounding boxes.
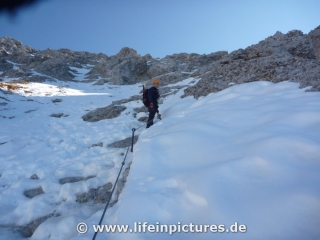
[1,69,320,240]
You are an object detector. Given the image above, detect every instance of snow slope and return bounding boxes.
[1,72,320,240]
[0,71,151,239]
[89,81,320,240]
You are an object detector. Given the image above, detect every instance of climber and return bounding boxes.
[146,79,160,128]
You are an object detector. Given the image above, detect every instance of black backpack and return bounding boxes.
[142,85,149,107]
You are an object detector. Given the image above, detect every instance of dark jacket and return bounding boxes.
[148,86,160,109]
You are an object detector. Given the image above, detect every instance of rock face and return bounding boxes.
[183,29,320,98]
[1,25,319,97]
[308,25,320,59]
[0,37,104,82]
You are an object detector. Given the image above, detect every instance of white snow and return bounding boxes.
[69,65,93,81]
[11,82,111,97]
[1,75,320,240]
[6,60,21,70]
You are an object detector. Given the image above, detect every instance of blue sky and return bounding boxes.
[0,0,319,58]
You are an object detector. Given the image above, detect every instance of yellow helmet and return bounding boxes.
[153,79,159,84]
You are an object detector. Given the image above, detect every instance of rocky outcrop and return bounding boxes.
[76,182,113,204]
[108,135,139,148]
[33,58,75,81]
[0,37,231,86]
[82,105,126,122]
[85,59,109,80]
[0,37,36,57]
[308,25,320,59]
[0,36,107,82]
[30,174,39,180]
[0,58,13,71]
[183,29,320,99]
[108,49,148,85]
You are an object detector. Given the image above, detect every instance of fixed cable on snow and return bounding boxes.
[92,117,161,240]
[131,113,161,152]
[92,145,129,240]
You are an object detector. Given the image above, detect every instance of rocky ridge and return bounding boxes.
[183,26,320,98]
[0,25,320,99]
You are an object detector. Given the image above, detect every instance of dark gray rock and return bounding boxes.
[50,113,64,118]
[0,58,13,71]
[24,187,44,198]
[26,75,51,83]
[30,174,39,180]
[0,37,108,83]
[0,68,31,78]
[85,59,110,80]
[108,135,139,148]
[138,116,148,122]
[91,142,103,148]
[52,98,62,103]
[116,47,138,58]
[0,37,35,58]
[76,182,113,204]
[183,27,320,99]
[111,95,141,105]
[25,109,37,113]
[133,106,148,113]
[113,162,132,206]
[33,58,74,81]
[108,52,148,84]
[82,105,126,122]
[308,25,320,59]
[93,79,109,85]
[19,212,56,238]
[59,175,95,185]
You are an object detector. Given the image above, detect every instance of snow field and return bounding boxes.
[1,76,320,240]
[100,81,320,240]
[0,79,148,239]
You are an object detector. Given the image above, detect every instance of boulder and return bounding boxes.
[30,174,39,180]
[24,187,44,198]
[82,104,126,122]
